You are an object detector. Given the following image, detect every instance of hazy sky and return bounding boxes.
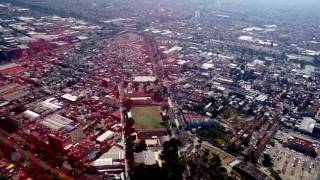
[199,0,320,20]
[211,0,320,10]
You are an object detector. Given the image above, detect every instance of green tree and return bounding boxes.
[188,152,235,180]
[160,139,185,180]
[131,164,164,180]
[153,85,167,102]
[270,168,282,180]
[209,154,222,169]
[262,154,273,167]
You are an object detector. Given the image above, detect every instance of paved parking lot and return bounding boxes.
[264,142,320,180]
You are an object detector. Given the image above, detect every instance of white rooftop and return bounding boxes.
[23,110,40,120]
[145,139,159,146]
[164,46,182,54]
[229,159,241,167]
[61,94,78,102]
[177,59,188,65]
[40,114,73,130]
[92,145,124,167]
[299,117,316,133]
[0,63,19,71]
[96,130,114,142]
[100,146,124,160]
[201,63,214,70]
[91,158,113,167]
[134,150,157,165]
[133,76,157,83]
[41,98,62,110]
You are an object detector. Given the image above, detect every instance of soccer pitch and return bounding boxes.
[131,106,163,129]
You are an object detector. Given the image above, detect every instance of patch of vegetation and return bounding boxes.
[131,106,163,129]
[270,168,282,180]
[196,125,231,146]
[152,85,168,102]
[131,164,164,180]
[187,149,236,180]
[131,139,185,180]
[222,107,233,119]
[262,154,273,167]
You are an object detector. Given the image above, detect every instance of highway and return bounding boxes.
[118,82,129,180]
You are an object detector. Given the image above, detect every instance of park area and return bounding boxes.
[131,106,163,129]
[196,125,232,146]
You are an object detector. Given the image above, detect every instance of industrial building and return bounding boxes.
[134,150,159,165]
[297,117,320,138]
[230,161,271,180]
[91,145,125,172]
[286,136,317,157]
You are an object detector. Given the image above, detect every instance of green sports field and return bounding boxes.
[131,106,163,129]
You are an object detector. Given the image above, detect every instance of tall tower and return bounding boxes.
[194,10,201,19]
